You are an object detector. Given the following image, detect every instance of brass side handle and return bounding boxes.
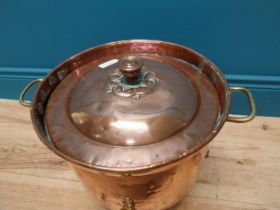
[227,86,256,123]
[19,79,43,107]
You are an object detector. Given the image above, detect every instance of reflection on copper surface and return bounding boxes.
[110,120,148,133]
[30,40,234,210]
[125,138,136,145]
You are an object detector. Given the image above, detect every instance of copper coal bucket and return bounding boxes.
[19,40,256,210]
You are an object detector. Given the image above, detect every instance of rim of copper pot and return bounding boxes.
[30,39,231,173]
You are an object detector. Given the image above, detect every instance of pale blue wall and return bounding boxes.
[0,0,280,116]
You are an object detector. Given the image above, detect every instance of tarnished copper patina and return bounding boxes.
[19,40,256,210]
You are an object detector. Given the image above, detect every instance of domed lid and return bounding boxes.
[43,40,230,171]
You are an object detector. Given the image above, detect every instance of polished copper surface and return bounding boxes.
[27,40,233,210]
[45,52,219,169]
[71,147,207,210]
[30,40,230,171]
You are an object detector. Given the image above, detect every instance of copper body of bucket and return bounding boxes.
[20,40,256,210]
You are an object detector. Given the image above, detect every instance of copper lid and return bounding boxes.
[42,40,230,171]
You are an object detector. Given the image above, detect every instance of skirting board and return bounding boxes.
[0,67,279,116]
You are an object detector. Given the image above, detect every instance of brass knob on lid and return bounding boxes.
[119,56,143,83]
[120,197,135,210]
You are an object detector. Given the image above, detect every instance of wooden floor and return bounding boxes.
[0,99,280,210]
